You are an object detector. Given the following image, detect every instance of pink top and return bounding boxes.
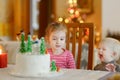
[47,48,76,69]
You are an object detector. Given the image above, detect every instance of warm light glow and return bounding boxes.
[65,19,69,23]
[58,17,63,22]
[68,0,73,4]
[73,0,77,4]
[80,20,84,23]
[68,0,77,7]
[69,9,74,14]
[68,0,77,4]
[96,32,100,36]
[57,0,86,23]
[0,49,2,54]
[75,10,79,16]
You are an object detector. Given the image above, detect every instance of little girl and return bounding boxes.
[94,37,120,72]
[45,22,76,69]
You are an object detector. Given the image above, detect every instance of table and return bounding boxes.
[0,65,111,80]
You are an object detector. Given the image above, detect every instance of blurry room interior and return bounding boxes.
[0,0,120,46]
[0,0,101,42]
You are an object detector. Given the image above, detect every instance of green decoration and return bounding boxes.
[40,37,46,54]
[26,34,32,52]
[19,34,26,54]
[51,60,57,71]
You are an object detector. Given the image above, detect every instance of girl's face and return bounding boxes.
[48,30,66,52]
[98,43,114,63]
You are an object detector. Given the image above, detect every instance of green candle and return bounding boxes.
[40,37,46,54]
[51,60,57,71]
[19,34,26,54]
[26,33,32,52]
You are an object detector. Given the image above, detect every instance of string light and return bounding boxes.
[58,0,85,23]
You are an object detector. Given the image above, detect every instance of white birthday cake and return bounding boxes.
[13,53,50,75]
[11,34,61,77]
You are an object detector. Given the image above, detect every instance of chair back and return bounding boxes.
[65,23,94,70]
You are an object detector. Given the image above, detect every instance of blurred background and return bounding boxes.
[0,0,120,45]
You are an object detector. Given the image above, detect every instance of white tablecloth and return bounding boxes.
[0,65,111,80]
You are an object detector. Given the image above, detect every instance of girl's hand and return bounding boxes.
[105,63,116,72]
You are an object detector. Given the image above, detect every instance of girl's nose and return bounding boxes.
[99,51,103,55]
[98,49,103,55]
[56,39,60,44]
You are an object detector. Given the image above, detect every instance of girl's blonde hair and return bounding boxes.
[100,37,120,61]
[45,22,67,42]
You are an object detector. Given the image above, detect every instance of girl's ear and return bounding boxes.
[45,36,48,42]
[113,52,116,56]
[45,36,50,44]
[112,52,118,60]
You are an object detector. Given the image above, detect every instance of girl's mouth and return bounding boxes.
[56,45,61,48]
[99,54,103,60]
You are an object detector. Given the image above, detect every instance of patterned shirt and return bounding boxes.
[47,48,76,69]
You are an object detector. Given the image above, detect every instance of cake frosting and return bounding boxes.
[12,34,53,76]
[13,53,50,75]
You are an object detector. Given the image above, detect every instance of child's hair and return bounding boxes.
[45,22,67,42]
[100,37,120,61]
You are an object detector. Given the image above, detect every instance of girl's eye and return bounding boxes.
[98,48,102,51]
[53,38,56,40]
[60,38,64,40]
[98,48,106,51]
[98,48,100,50]
[103,48,106,51]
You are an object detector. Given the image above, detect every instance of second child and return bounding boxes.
[94,38,120,72]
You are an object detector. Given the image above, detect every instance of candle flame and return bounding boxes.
[0,49,2,54]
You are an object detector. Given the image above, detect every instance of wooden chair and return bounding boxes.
[65,23,94,70]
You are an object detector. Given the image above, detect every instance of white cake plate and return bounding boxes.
[9,70,64,78]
